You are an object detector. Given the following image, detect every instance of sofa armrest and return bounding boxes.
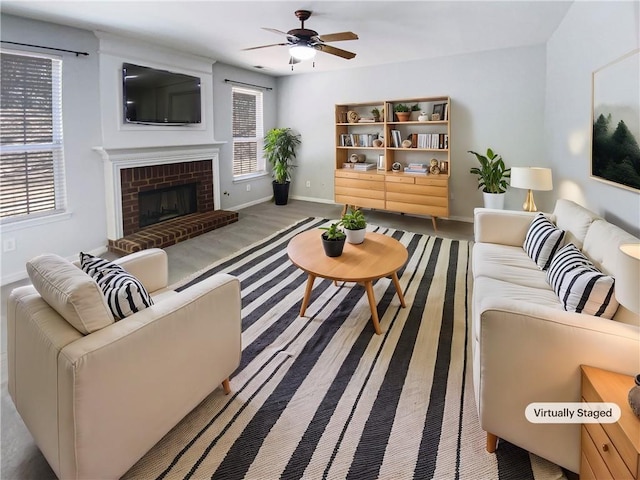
[113,248,168,293]
[55,273,241,479]
[475,298,640,472]
[473,208,552,246]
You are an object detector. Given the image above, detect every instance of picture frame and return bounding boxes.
[377,154,385,171]
[591,49,640,191]
[432,103,445,118]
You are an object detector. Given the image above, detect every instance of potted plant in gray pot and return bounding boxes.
[264,127,301,205]
[468,148,510,209]
[340,207,367,244]
[320,222,346,257]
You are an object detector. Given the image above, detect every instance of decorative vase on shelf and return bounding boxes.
[418,112,430,122]
[629,374,640,418]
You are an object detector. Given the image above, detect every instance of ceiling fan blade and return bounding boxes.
[316,44,356,60]
[289,56,301,65]
[262,27,297,41]
[317,32,359,42]
[242,43,288,51]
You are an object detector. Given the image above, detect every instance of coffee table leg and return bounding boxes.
[391,272,406,308]
[364,281,382,335]
[300,273,316,317]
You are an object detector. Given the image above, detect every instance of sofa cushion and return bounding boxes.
[523,213,565,270]
[26,254,114,334]
[556,265,618,318]
[95,268,154,320]
[473,243,551,290]
[553,199,601,250]
[547,243,595,293]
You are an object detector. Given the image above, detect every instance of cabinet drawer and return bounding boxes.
[584,421,634,479]
[415,176,448,187]
[386,182,448,198]
[386,191,448,207]
[385,174,415,184]
[581,451,598,480]
[335,170,384,182]
[386,201,449,217]
[335,176,385,191]
[582,426,615,479]
[335,185,385,200]
[335,194,385,210]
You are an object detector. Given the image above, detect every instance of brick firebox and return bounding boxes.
[120,160,214,236]
[107,159,238,254]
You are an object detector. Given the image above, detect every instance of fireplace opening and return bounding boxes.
[138,183,197,228]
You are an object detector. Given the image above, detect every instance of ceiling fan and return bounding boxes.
[243,10,358,64]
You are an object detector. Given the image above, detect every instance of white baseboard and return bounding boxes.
[289,195,335,205]
[230,195,273,211]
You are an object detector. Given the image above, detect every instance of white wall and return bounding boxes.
[277,44,548,220]
[211,63,278,210]
[96,32,218,149]
[0,15,105,284]
[545,1,640,236]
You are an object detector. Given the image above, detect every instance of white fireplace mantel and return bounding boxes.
[94,144,222,239]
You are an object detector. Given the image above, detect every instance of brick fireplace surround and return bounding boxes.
[108,160,237,254]
[96,145,237,255]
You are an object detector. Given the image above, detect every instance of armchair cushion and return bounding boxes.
[26,254,114,334]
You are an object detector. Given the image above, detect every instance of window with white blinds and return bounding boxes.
[232,87,265,178]
[0,50,66,222]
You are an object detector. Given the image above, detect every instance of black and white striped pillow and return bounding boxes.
[95,267,154,320]
[555,265,618,318]
[523,213,565,270]
[80,252,124,277]
[547,243,595,294]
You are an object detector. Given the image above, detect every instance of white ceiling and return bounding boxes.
[1,1,573,76]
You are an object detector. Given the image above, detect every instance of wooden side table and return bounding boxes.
[580,365,640,479]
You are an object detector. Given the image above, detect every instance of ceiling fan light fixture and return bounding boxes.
[289,44,316,60]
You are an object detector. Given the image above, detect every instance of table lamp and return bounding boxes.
[509,167,553,212]
[616,243,640,315]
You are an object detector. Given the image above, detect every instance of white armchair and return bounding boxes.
[7,248,241,480]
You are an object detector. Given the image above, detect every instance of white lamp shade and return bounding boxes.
[510,167,553,191]
[289,44,317,60]
[616,243,640,314]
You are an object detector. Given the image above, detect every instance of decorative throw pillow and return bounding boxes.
[555,265,618,318]
[523,213,565,270]
[95,267,154,320]
[547,243,595,294]
[80,252,124,278]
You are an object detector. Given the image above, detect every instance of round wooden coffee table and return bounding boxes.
[287,230,408,334]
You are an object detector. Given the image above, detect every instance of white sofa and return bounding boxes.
[7,248,241,480]
[472,199,640,473]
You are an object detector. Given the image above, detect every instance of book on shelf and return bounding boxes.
[391,130,402,148]
[353,163,376,171]
[444,103,449,121]
[404,166,428,174]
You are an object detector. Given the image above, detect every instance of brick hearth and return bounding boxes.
[108,210,238,255]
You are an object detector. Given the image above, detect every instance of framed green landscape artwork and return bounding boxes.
[591,49,640,191]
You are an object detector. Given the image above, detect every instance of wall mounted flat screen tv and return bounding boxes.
[123,63,201,125]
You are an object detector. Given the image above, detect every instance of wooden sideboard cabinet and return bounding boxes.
[580,365,640,480]
[334,96,450,230]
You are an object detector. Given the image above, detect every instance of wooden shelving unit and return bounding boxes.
[334,96,451,229]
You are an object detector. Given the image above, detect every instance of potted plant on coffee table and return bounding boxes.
[320,222,346,257]
[340,207,367,244]
[468,148,510,209]
[264,127,301,205]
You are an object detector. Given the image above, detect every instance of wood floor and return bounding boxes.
[0,199,473,480]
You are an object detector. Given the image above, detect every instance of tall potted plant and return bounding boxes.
[468,148,510,209]
[264,127,301,205]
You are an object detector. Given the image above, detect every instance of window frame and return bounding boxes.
[0,48,67,225]
[231,86,266,181]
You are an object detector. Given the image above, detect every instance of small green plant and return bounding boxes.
[340,208,366,230]
[411,103,421,111]
[320,222,346,240]
[371,107,380,120]
[468,148,511,194]
[394,103,410,112]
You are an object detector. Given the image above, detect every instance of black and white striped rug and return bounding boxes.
[124,218,566,480]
